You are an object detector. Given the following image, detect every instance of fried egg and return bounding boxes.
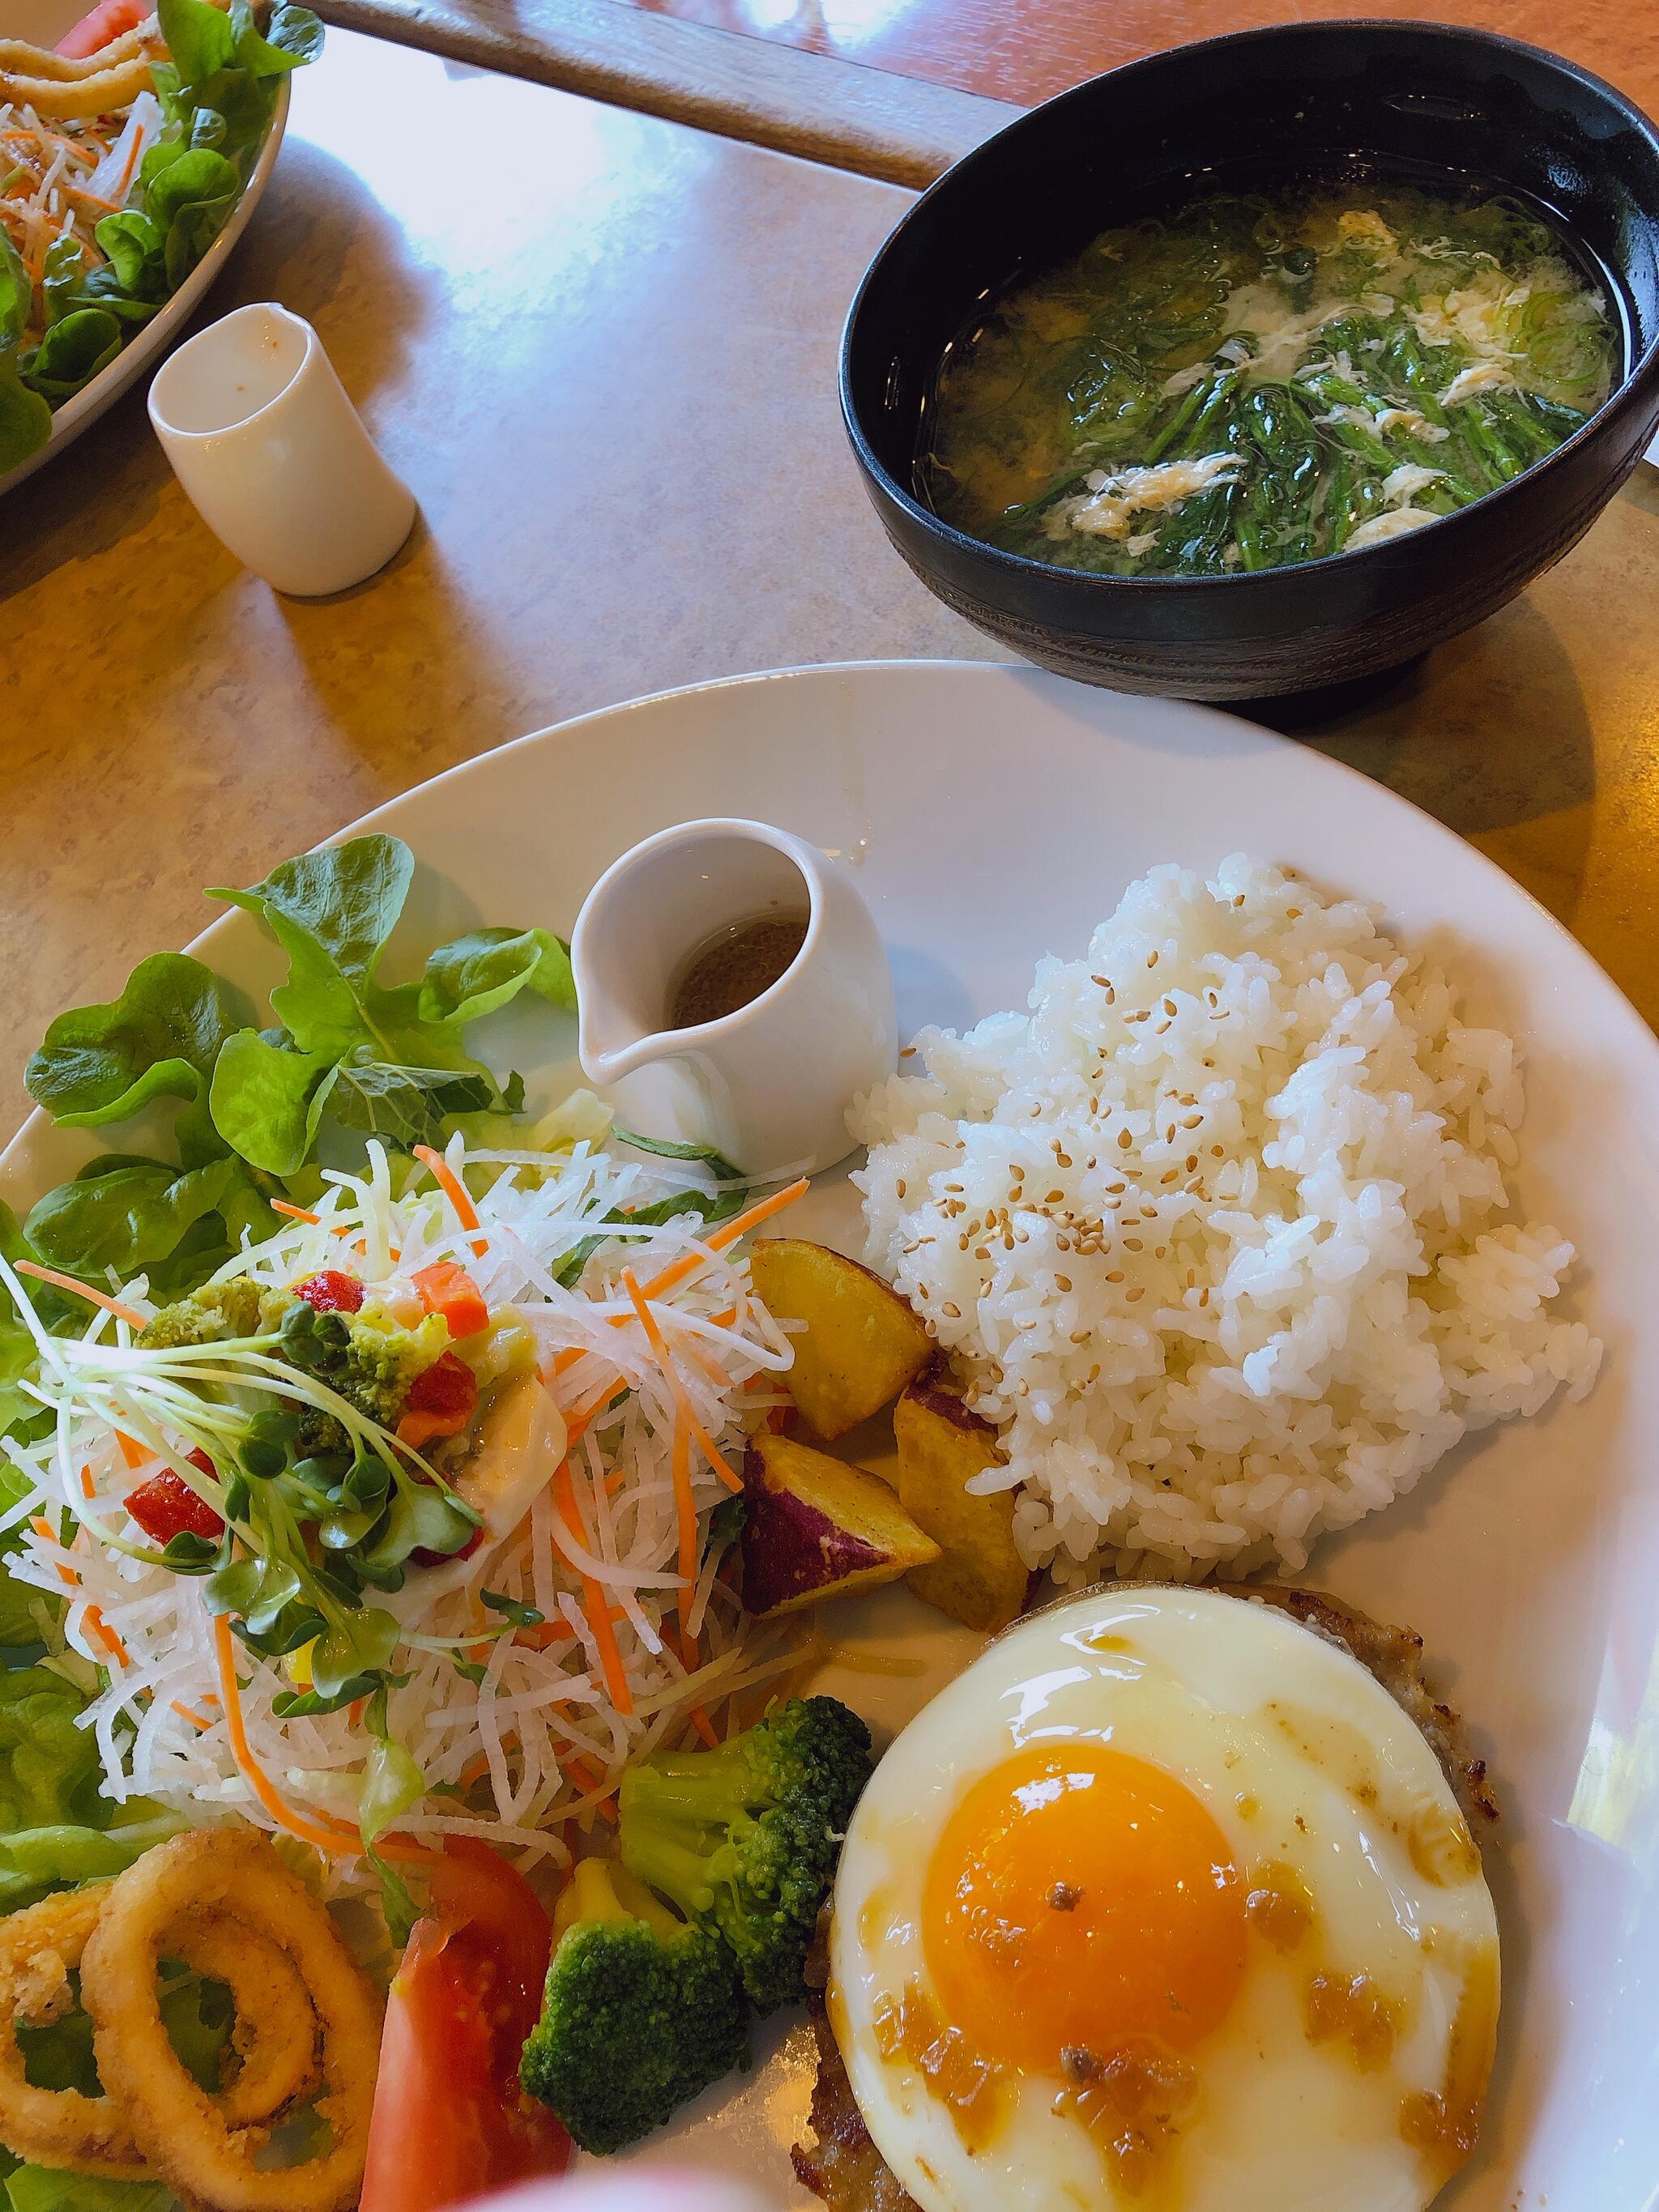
[829,1586,1498,2212]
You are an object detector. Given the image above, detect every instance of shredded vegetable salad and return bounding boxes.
[0,0,321,471]
[1,1127,811,1882]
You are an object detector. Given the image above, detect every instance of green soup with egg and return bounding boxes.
[920,183,1615,577]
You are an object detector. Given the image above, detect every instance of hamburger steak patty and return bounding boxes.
[791,1583,1496,2212]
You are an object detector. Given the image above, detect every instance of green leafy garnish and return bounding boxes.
[613,1127,744,1186]
[480,1588,545,1627]
[12,834,575,1400]
[0,1669,107,1835]
[0,0,323,472]
[6,2163,176,2210]
[24,953,251,1133]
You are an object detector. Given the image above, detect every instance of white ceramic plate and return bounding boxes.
[3,661,1656,2212]
[0,0,289,499]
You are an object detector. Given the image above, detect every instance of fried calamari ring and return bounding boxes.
[0,53,156,117]
[0,1885,144,2178]
[0,23,156,78]
[168,1915,321,2128]
[83,1831,381,2212]
[0,1891,322,2180]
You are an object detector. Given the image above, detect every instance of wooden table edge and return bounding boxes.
[312,0,1023,185]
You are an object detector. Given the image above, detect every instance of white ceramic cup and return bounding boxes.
[571,819,897,1180]
[147,302,415,595]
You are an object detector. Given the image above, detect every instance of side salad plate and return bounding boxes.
[1,662,1654,2212]
[1,0,315,497]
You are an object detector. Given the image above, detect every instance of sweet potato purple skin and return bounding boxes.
[740,1432,940,1617]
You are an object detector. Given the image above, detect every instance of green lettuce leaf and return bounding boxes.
[0,1328,41,1463]
[208,1033,339,1176]
[0,1669,105,1833]
[211,835,415,1056]
[57,266,162,328]
[23,309,122,403]
[94,211,166,296]
[24,953,251,1132]
[419,926,577,1025]
[0,1404,50,1651]
[228,0,316,73]
[23,1157,240,1279]
[0,235,29,348]
[267,2,324,62]
[326,1051,495,1149]
[157,0,236,84]
[140,147,241,289]
[40,236,83,328]
[0,1813,185,1915]
[0,358,51,472]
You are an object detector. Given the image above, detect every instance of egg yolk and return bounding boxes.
[922,1743,1246,2078]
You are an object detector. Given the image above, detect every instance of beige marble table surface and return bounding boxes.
[4,26,1657,1127]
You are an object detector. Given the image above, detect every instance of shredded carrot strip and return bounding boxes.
[515,1605,625,1652]
[214,1617,366,1853]
[83,1604,128,1665]
[31,1516,79,1588]
[79,1465,96,1501]
[669,1412,697,1636]
[212,1621,431,1863]
[547,1178,808,1382]
[412,1143,488,1257]
[563,1373,629,1449]
[565,1752,617,1821]
[112,124,140,201]
[680,1337,734,1392]
[619,1268,742,1494]
[171,1699,215,1732]
[114,1430,147,1470]
[640,1177,808,1300]
[348,1695,368,1729]
[688,1703,720,1750]
[270,1199,321,1223]
[14,1262,144,1328]
[554,1459,633,1715]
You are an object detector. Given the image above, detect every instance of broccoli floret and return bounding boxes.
[138,1277,286,1349]
[618,1695,872,2015]
[277,1302,450,1434]
[519,1859,748,2154]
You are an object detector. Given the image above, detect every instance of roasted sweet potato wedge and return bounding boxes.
[893,1375,1028,1634]
[750,1238,932,1441]
[740,1431,940,1617]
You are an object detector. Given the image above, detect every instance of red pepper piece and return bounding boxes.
[412,1526,484,1571]
[126,1466,225,1546]
[404,1351,479,1426]
[294,1270,365,1314]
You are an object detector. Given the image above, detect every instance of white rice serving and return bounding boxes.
[852,855,1600,1583]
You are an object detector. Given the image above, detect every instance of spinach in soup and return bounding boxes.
[920,183,1614,576]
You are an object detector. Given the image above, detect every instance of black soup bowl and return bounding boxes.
[840,21,1659,701]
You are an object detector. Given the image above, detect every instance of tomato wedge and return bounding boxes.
[55,0,149,56]
[360,1839,569,2212]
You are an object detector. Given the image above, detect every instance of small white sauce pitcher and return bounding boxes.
[570,819,896,1180]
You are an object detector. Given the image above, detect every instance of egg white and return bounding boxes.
[829,1585,1499,2212]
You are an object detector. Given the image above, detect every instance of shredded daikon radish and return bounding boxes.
[1,1128,801,1884]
